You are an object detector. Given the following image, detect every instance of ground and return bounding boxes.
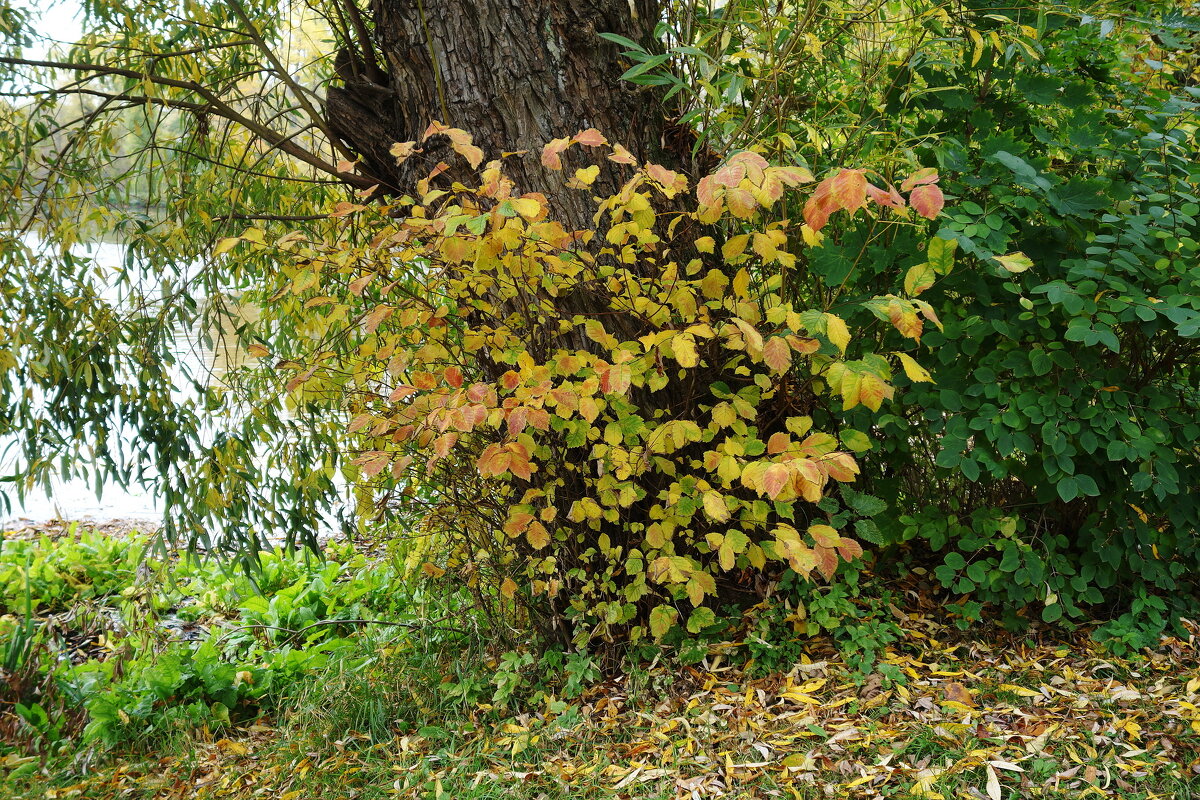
[2,522,1199,800]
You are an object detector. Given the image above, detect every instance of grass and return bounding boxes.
[3,525,1200,800]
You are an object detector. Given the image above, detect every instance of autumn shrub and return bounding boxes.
[244,126,946,647]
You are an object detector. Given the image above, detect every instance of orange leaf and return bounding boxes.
[574,128,607,147]
[808,523,840,548]
[837,537,864,561]
[763,337,792,373]
[504,510,534,538]
[814,545,839,579]
[866,182,906,209]
[726,187,757,218]
[763,463,791,499]
[910,184,945,219]
[526,520,550,549]
[507,442,534,481]
[822,451,859,482]
[766,432,791,455]
[608,143,637,165]
[803,180,836,231]
[900,167,939,192]
[829,169,868,214]
[541,137,571,170]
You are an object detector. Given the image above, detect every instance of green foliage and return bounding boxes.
[0,528,440,750]
[772,3,1200,638]
[0,0,352,551]
[2,0,1198,657]
[0,525,151,612]
[745,571,904,677]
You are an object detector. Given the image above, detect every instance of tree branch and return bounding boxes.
[0,55,372,189]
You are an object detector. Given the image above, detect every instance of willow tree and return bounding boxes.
[0,0,707,550]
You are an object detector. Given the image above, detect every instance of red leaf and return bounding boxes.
[829,169,868,214]
[910,184,945,219]
[866,182,906,209]
[803,179,836,231]
[814,545,840,579]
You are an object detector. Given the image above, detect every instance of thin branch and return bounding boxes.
[0,55,371,188]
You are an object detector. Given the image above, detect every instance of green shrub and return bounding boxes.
[810,6,1200,639]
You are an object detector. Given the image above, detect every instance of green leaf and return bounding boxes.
[621,54,670,81]
[853,518,886,545]
[597,32,648,54]
[686,607,717,634]
[927,236,957,275]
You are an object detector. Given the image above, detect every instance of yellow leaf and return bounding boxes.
[825,313,850,354]
[500,578,518,598]
[905,262,936,296]
[703,491,730,522]
[722,234,750,260]
[999,684,1043,698]
[672,333,698,368]
[694,236,715,254]
[994,252,1034,273]
[700,269,729,299]
[214,237,240,256]
[573,165,600,186]
[732,268,751,299]
[510,197,542,219]
[895,351,933,383]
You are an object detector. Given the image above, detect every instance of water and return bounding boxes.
[1,239,258,528]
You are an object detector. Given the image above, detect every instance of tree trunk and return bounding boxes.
[325,0,690,231]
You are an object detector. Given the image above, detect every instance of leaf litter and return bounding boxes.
[22,613,1200,800]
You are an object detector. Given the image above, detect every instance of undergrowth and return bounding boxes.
[2,525,1198,800]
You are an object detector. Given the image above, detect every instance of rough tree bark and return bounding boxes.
[325,0,694,231]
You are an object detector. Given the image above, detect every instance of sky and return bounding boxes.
[17,0,84,59]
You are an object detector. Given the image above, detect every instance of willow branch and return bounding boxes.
[0,55,371,188]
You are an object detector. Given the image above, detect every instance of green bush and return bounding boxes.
[812,6,1200,639]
